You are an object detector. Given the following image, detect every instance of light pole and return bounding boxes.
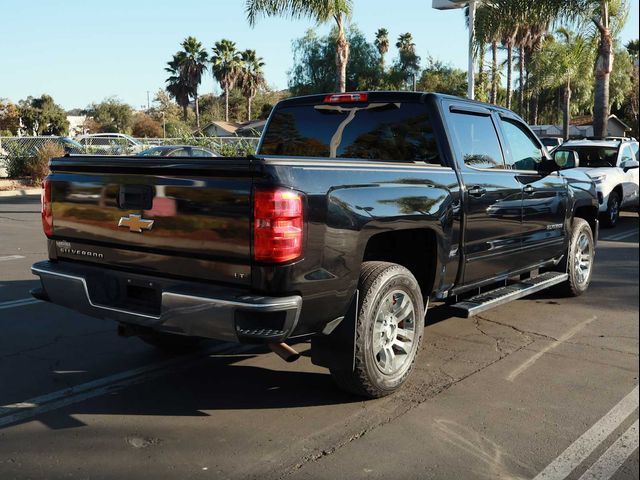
[432,0,478,100]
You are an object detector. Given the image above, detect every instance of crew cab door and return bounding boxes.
[446,105,528,285]
[496,115,567,262]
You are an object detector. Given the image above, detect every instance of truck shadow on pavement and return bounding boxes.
[0,340,359,431]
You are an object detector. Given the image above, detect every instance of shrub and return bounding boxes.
[29,142,64,184]
[132,114,163,138]
[5,143,32,178]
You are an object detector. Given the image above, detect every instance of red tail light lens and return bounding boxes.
[41,178,53,237]
[323,93,368,103]
[253,188,303,263]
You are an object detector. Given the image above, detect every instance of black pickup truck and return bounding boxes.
[32,92,599,398]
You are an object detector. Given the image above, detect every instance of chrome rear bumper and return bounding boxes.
[32,261,302,343]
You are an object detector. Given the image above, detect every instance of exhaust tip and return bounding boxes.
[268,342,300,363]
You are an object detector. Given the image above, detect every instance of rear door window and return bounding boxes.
[448,112,505,170]
[499,118,543,171]
[259,102,442,164]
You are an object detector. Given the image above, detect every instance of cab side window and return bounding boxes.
[449,112,505,169]
[499,118,543,171]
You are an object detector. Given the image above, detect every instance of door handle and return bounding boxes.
[468,185,487,197]
[523,185,536,194]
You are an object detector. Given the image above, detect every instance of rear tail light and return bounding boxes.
[41,178,53,237]
[253,188,303,263]
[323,93,369,103]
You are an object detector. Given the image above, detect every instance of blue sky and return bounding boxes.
[1,0,638,110]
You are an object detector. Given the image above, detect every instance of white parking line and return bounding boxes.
[507,316,597,382]
[0,343,256,428]
[578,419,639,480]
[532,385,639,480]
[0,255,25,262]
[602,229,639,242]
[0,297,40,310]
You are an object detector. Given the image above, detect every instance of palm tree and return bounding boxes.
[396,33,420,90]
[165,54,191,121]
[532,29,595,140]
[246,0,353,93]
[584,0,630,138]
[239,50,266,121]
[374,28,389,71]
[211,39,242,122]
[178,36,209,129]
[472,2,506,105]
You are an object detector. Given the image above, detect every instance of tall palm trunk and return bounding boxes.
[194,93,200,129]
[335,14,350,92]
[478,44,486,101]
[225,87,230,122]
[563,79,571,141]
[490,41,498,104]
[506,44,513,109]
[182,105,188,122]
[518,45,525,116]
[247,95,253,121]
[530,92,539,126]
[593,1,613,139]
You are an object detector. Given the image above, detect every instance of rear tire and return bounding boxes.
[330,262,424,398]
[601,191,620,228]
[553,218,594,297]
[139,331,204,354]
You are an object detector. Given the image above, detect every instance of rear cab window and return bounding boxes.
[259,99,442,165]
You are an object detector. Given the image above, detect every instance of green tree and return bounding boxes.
[239,50,266,120]
[246,0,353,93]
[531,29,595,139]
[132,113,163,138]
[625,39,639,57]
[417,57,467,97]
[374,28,389,72]
[0,100,20,135]
[288,27,380,96]
[211,39,242,122]
[18,95,69,136]
[394,33,420,90]
[89,97,134,133]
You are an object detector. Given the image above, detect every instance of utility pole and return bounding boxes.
[432,0,478,100]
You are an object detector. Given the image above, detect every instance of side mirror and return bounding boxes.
[553,150,580,169]
[621,159,639,172]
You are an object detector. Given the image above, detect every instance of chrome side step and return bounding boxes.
[451,272,569,318]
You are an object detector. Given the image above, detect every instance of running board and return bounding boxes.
[451,272,568,318]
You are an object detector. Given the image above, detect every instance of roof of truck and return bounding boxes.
[277,91,512,113]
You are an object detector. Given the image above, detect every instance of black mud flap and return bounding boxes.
[310,290,358,372]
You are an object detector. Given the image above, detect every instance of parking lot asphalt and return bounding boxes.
[0,195,638,480]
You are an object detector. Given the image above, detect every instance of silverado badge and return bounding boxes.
[118,214,154,233]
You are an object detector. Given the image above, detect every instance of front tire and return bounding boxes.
[554,218,594,297]
[330,262,424,398]
[601,191,620,228]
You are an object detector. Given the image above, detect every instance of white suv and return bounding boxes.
[554,139,639,227]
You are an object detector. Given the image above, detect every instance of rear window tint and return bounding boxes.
[259,103,441,164]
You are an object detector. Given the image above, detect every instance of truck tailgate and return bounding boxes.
[47,156,254,285]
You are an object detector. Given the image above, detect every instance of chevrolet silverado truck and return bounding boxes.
[32,92,599,398]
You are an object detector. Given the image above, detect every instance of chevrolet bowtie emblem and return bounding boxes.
[118,214,154,233]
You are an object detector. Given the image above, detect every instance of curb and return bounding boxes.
[0,188,42,198]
